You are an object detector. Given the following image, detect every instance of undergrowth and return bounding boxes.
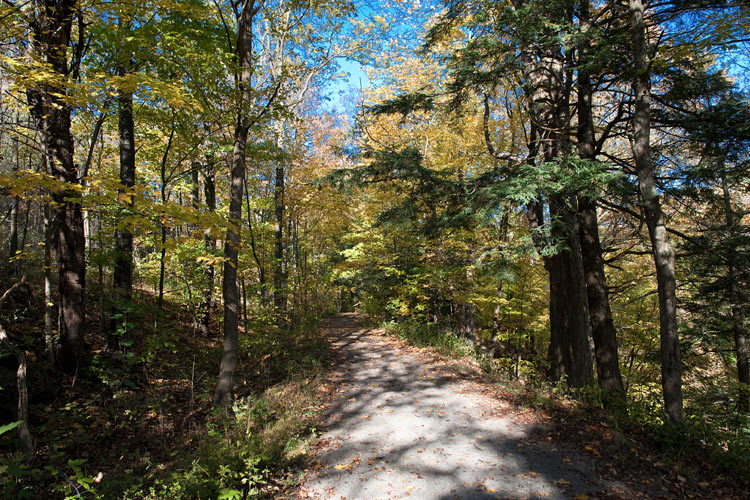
[1,293,331,500]
[381,319,474,358]
[379,316,750,483]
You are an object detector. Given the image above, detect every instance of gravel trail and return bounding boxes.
[298,314,618,500]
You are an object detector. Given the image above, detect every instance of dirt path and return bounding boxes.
[297,314,633,500]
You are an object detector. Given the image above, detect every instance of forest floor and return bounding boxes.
[294,314,741,500]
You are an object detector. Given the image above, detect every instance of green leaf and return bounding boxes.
[218,489,243,500]
[0,420,21,436]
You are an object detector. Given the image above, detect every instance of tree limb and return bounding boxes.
[597,198,707,249]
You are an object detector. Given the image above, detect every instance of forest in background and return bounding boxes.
[1,0,749,498]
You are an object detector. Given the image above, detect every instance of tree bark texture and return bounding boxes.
[273,160,287,319]
[198,161,216,337]
[548,195,595,389]
[110,79,136,350]
[1,281,35,459]
[43,203,56,363]
[215,0,255,407]
[517,14,593,389]
[630,0,683,422]
[9,198,18,265]
[27,0,86,372]
[576,0,626,410]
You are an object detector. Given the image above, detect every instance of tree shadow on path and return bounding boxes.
[299,314,650,500]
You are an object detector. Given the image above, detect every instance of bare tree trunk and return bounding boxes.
[109,72,136,350]
[579,197,626,406]
[215,0,256,407]
[191,162,201,212]
[157,128,174,313]
[721,172,749,412]
[8,198,19,266]
[461,263,476,345]
[1,280,35,459]
[8,122,20,270]
[19,200,31,256]
[547,284,563,381]
[24,0,86,372]
[245,183,267,293]
[0,325,34,459]
[547,195,594,389]
[40,2,85,373]
[273,160,287,322]
[576,0,626,411]
[241,277,248,327]
[511,0,593,388]
[489,213,509,357]
[630,0,683,422]
[525,198,566,382]
[158,226,166,310]
[198,160,216,336]
[43,203,56,364]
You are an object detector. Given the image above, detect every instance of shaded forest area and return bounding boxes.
[1,0,749,498]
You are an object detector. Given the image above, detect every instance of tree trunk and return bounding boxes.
[9,198,19,265]
[191,162,201,211]
[0,280,35,459]
[24,0,85,372]
[215,0,255,407]
[109,76,136,350]
[8,123,20,271]
[629,0,683,422]
[43,203,56,364]
[241,277,248,327]
[490,214,509,358]
[31,0,86,373]
[548,195,595,389]
[512,2,593,389]
[576,0,626,410]
[198,160,216,337]
[0,324,34,459]
[244,172,268,301]
[525,198,566,381]
[721,172,749,412]
[547,282,563,382]
[461,264,476,345]
[19,200,31,256]
[578,197,626,406]
[273,160,287,322]
[156,128,174,313]
[158,226,166,310]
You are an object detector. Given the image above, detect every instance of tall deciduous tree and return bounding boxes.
[111,46,136,349]
[24,0,87,372]
[198,158,217,337]
[215,0,259,407]
[629,0,682,422]
[576,0,625,411]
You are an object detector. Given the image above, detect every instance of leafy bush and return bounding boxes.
[382,319,475,357]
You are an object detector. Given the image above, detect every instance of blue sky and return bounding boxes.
[320,58,371,117]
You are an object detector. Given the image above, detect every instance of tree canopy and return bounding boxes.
[1,0,749,497]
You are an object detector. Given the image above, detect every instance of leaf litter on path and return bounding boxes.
[296,314,672,500]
